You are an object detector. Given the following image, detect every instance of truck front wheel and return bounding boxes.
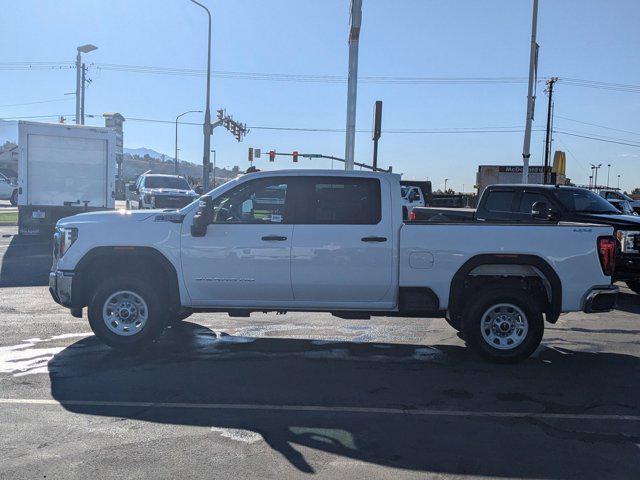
[88,276,169,350]
[10,189,17,206]
[461,286,544,363]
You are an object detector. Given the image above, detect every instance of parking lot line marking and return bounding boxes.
[0,398,638,421]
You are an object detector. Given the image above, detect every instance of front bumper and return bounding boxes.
[49,270,74,307]
[583,285,619,313]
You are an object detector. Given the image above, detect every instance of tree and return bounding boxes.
[631,188,640,195]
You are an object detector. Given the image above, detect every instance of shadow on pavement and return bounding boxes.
[49,322,640,478]
[0,234,51,287]
[615,291,640,314]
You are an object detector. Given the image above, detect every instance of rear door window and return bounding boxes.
[484,190,516,213]
[295,177,381,224]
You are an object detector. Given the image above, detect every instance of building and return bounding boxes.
[476,162,568,197]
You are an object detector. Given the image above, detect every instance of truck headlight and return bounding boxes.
[618,230,640,253]
[54,227,78,258]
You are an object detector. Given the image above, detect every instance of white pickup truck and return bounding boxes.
[50,170,618,362]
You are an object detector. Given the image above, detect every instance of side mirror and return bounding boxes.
[531,201,559,221]
[195,186,204,195]
[128,184,138,192]
[191,195,214,237]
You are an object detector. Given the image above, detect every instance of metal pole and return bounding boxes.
[174,110,202,175]
[75,51,81,124]
[372,138,379,170]
[190,0,213,191]
[618,175,621,189]
[344,0,362,171]
[214,150,217,187]
[80,63,86,125]
[444,179,448,192]
[522,0,539,184]
[606,164,611,188]
[543,77,557,184]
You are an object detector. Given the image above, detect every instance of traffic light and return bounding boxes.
[269,150,276,162]
[292,151,298,163]
[248,147,254,163]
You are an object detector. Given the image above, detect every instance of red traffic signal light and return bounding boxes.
[292,151,298,163]
[269,150,276,162]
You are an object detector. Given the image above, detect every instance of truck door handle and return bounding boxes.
[261,235,287,241]
[361,236,387,243]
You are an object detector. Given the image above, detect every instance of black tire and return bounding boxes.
[461,286,544,364]
[9,189,17,206]
[626,280,640,295]
[88,275,169,350]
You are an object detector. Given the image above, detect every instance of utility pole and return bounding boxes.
[190,0,213,191]
[543,76,558,184]
[522,0,539,184]
[344,0,362,171]
[606,163,611,188]
[444,178,449,193]
[211,150,216,187]
[617,174,621,189]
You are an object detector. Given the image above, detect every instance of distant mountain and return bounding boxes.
[124,147,177,162]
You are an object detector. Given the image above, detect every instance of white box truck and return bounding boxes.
[16,121,116,235]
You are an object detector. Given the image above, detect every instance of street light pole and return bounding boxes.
[444,178,449,192]
[606,164,611,188]
[190,0,213,191]
[75,44,97,125]
[174,110,202,175]
[618,174,621,190]
[344,0,362,171]
[521,0,539,184]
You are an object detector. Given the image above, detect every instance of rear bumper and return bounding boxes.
[582,285,619,313]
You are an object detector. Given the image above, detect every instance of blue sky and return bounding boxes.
[1,0,639,191]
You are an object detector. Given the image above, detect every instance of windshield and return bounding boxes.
[144,176,191,190]
[401,186,409,197]
[553,188,620,214]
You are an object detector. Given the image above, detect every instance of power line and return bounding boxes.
[3,61,640,93]
[555,115,640,136]
[0,98,72,108]
[554,130,640,148]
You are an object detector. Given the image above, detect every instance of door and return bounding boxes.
[290,176,394,307]
[181,177,294,306]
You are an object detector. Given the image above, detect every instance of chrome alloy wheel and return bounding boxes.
[102,290,149,337]
[480,303,529,350]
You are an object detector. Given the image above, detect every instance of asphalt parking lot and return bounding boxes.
[1,224,639,479]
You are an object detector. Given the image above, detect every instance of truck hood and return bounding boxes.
[573,212,640,229]
[57,209,160,227]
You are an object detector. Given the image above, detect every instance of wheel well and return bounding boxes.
[74,247,180,312]
[448,254,562,324]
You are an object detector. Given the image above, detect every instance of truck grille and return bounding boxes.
[154,196,193,209]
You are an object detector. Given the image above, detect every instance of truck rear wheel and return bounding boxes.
[625,280,640,295]
[88,276,169,350]
[461,286,544,363]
